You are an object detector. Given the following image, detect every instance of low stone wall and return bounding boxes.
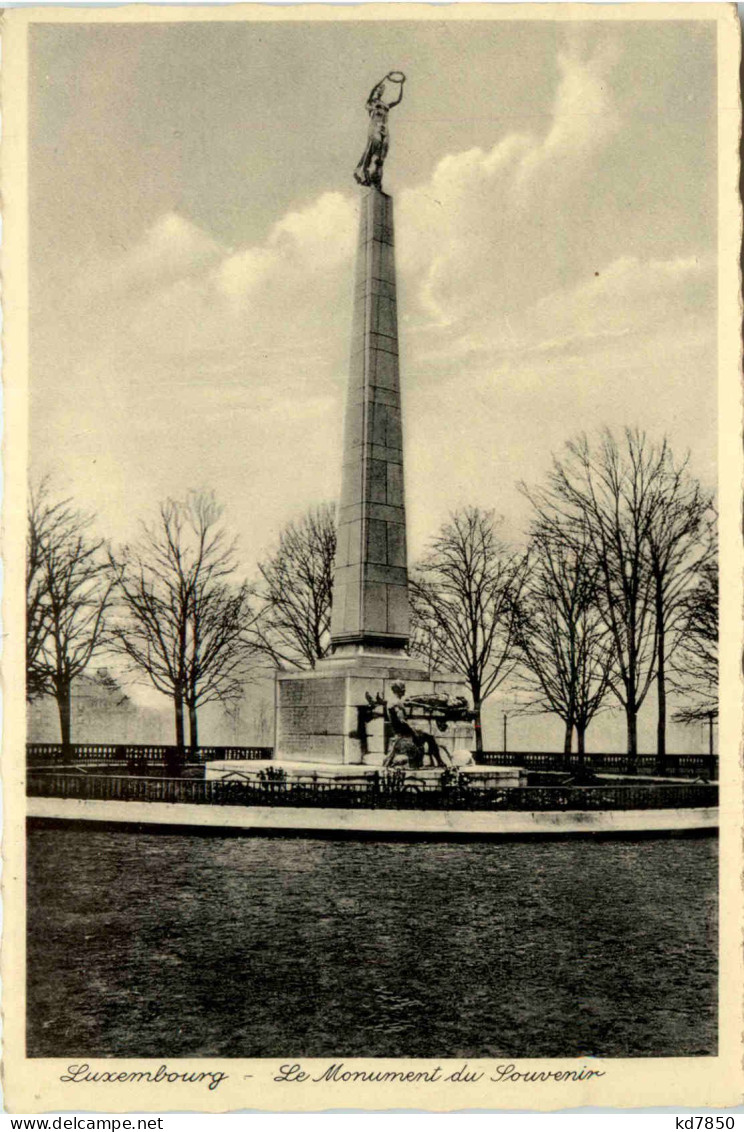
[477,751,718,780]
[204,759,524,788]
[27,795,718,838]
[26,743,273,766]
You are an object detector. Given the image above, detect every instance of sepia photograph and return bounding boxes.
[2,2,742,1113]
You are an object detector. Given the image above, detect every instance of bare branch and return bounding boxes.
[519,428,713,758]
[26,476,114,741]
[670,511,718,717]
[513,517,614,755]
[111,490,259,746]
[409,507,527,750]
[253,503,336,670]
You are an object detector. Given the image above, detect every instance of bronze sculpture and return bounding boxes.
[355,682,476,769]
[354,71,405,189]
[385,682,447,768]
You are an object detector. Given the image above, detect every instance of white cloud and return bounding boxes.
[421,253,715,372]
[525,42,620,178]
[397,46,622,331]
[215,192,356,300]
[33,36,716,569]
[67,43,695,403]
[94,211,223,298]
[66,189,357,390]
[526,254,713,354]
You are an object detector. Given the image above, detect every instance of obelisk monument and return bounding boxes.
[330,185,409,654]
[275,74,471,764]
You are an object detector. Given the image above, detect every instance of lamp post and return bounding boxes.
[502,712,509,754]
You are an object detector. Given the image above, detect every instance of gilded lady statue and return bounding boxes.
[354,71,405,189]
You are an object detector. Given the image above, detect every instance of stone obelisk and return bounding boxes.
[274,73,470,765]
[329,187,409,656]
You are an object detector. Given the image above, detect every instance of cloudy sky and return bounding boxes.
[30,15,717,562]
[28,14,718,747]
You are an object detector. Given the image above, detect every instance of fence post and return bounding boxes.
[164,746,185,778]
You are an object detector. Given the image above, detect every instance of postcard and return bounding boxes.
[2,3,742,1113]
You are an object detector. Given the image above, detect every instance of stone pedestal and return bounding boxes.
[205,760,523,789]
[275,659,474,765]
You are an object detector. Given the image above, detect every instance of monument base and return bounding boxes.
[204,760,523,788]
[274,653,475,766]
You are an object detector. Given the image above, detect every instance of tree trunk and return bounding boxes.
[655,580,666,766]
[174,692,185,749]
[188,702,198,751]
[576,725,586,765]
[626,707,638,770]
[563,721,573,768]
[56,680,72,751]
[473,702,483,753]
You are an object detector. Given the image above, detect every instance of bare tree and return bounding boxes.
[525,430,712,761]
[524,430,662,761]
[26,478,114,745]
[408,590,451,676]
[184,574,257,748]
[672,516,718,753]
[27,477,65,701]
[644,461,712,758]
[515,519,614,761]
[254,503,336,670]
[409,507,528,752]
[112,492,257,748]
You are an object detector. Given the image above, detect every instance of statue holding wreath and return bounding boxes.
[354,71,406,189]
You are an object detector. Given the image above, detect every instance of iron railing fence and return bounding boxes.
[27,771,718,813]
[26,743,273,766]
[476,751,718,780]
[26,745,717,779]
[188,747,274,763]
